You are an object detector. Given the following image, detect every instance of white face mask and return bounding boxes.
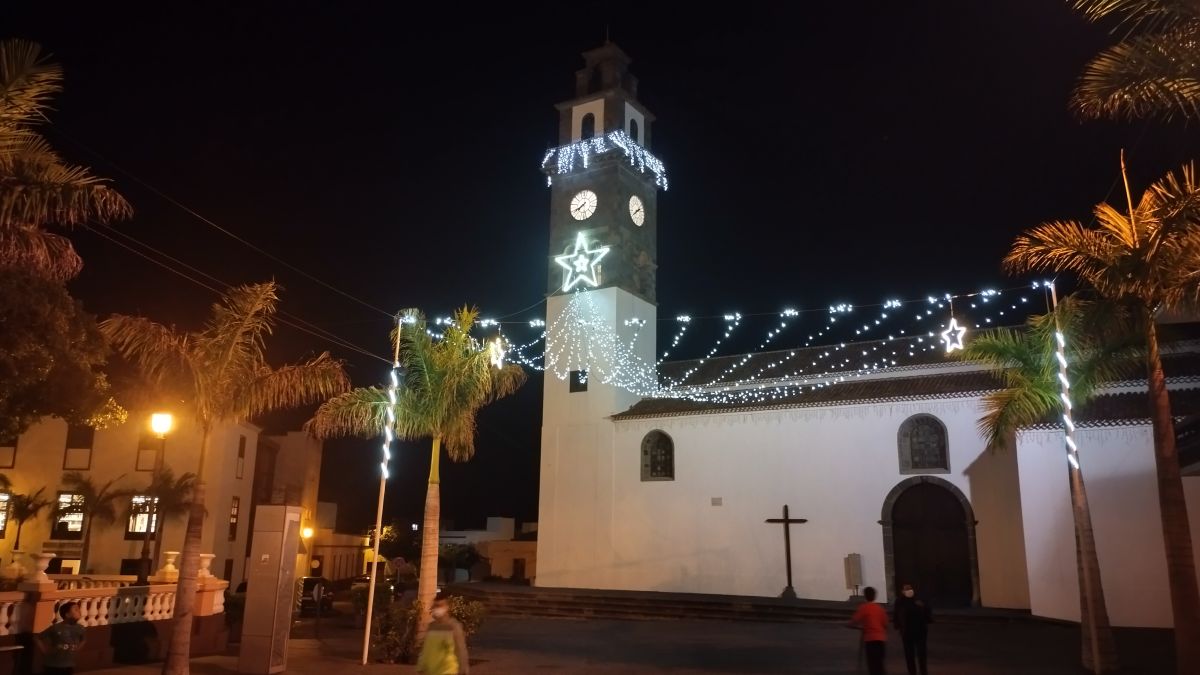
[903,590,915,598]
[431,607,448,619]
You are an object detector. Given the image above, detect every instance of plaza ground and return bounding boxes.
[85,602,1175,675]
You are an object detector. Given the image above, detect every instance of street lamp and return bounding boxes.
[302,527,314,540]
[136,412,173,585]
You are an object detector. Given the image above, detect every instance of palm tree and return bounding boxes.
[9,487,50,554]
[55,472,128,573]
[143,468,197,572]
[1069,0,1200,122]
[101,281,349,675]
[1006,160,1200,674]
[0,39,132,281]
[306,307,525,637]
[0,474,10,491]
[960,297,1139,673]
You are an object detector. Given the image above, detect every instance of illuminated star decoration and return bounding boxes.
[554,232,610,292]
[940,317,967,353]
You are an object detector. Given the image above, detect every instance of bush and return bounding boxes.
[369,595,485,664]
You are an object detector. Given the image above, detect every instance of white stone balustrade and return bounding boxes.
[2,552,229,635]
[0,591,27,636]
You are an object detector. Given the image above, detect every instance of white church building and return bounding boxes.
[533,43,1200,629]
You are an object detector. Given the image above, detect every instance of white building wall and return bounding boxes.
[539,393,1031,608]
[538,287,656,588]
[1,415,257,583]
[1017,426,1200,627]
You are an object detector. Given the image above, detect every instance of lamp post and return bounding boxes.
[136,412,173,585]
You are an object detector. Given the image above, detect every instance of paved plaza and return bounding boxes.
[88,610,1174,675]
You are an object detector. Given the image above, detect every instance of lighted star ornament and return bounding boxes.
[555,232,610,292]
[940,317,967,353]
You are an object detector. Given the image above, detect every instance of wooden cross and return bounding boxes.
[765,504,807,600]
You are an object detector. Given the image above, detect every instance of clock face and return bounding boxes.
[570,190,598,220]
[628,195,645,226]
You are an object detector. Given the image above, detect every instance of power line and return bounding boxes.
[83,224,391,364]
[44,121,396,319]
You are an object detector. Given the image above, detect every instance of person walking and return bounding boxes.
[849,586,888,675]
[37,602,85,675]
[417,593,470,675]
[893,583,932,675]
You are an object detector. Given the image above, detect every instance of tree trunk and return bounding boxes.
[13,521,23,553]
[415,436,442,642]
[81,517,93,574]
[1069,463,1119,672]
[1145,317,1200,675]
[162,425,210,675]
[153,521,166,572]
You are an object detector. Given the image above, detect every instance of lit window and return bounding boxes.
[0,492,9,537]
[229,496,240,541]
[126,494,158,539]
[54,492,85,540]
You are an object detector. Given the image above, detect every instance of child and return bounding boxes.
[848,586,888,675]
[38,601,86,675]
[417,593,469,675]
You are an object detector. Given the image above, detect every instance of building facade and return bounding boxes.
[535,44,1200,629]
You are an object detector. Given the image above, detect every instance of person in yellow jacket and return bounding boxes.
[417,593,470,675]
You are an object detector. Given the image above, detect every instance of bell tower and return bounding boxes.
[537,43,667,588]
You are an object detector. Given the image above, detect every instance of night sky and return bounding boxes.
[6,2,1200,532]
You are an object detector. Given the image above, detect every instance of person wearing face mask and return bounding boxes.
[417,593,470,675]
[892,583,932,675]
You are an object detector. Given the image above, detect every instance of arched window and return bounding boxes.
[580,113,596,140]
[641,430,674,481]
[629,119,640,143]
[897,414,949,474]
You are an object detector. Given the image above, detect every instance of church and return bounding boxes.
[533,43,1200,630]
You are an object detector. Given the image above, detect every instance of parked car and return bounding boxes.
[298,576,334,614]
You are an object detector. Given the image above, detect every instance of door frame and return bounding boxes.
[879,475,980,606]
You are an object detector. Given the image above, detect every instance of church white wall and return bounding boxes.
[965,437,1032,609]
[539,394,1031,609]
[1017,426,1200,628]
[538,288,656,587]
[570,99,605,141]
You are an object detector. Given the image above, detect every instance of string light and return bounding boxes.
[541,129,669,190]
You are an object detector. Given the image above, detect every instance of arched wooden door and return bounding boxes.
[891,481,973,607]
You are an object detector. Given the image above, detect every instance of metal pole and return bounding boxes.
[363,319,403,665]
[361,475,386,665]
[1049,282,1102,674]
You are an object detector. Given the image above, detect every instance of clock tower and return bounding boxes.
[537,43,667,588]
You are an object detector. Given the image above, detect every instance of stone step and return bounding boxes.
[448,584,1039,626]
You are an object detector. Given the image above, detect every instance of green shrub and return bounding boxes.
[369,595,485,664]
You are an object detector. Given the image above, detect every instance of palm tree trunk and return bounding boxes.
[81,517,93,574]
[153,522,166,572]
[416,436,442,642]
[1144,318,1200,675]
[1068,463,1119,673]
[162,425,210,675]
[13,521,23,553]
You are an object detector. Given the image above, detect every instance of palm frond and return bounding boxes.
[1072,21,1200,122]
[1071,0,1199,33]
[0,133,133,227]
[0,222,82,280]
[100,315,192,386]
[10,487,50,521]
[1006,218,1119,272]
[197,282,279,381]
[0,40,62,129]
[304,386,392,439]
[0,473,10,491]
[229,351,349,420]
